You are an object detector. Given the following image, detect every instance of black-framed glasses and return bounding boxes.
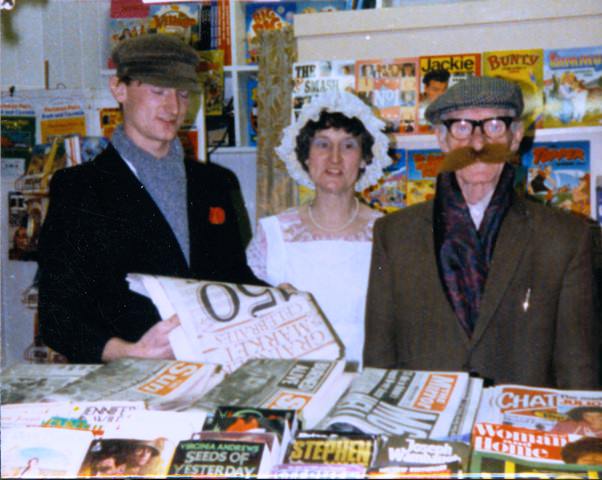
[442,116,514,140]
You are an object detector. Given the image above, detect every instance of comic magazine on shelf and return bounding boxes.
[245,2,296,65]
[524,140,590,217]
[543,46,602,128]
[296,0,347,14]
[417,53,481,132]
[148,3,200,46]
[291,60,356,120]
[483,48,545,130]
[406,148,445,206]
[355,58,420,134]
[359,148,407,213]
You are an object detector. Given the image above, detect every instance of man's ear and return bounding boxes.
[510,120,525,152]
[434,125,450,153]
[109,76,127,104]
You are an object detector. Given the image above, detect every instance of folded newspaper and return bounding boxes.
[0,362,101,404]
[315,368,472,439]
[188,358,351,430]
[44,358,223,411]
[127,274,344,373]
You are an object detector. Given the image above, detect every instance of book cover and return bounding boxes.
[355,58,419,134]
[368,434,471,475]
[596,175,602,225]
[108,17,149,68]
[198,49,224,116]
[0,102,36,164]
[7,193,48,261]
[149,3,200,46]
[284,431,377,467]
[543,46,602,128]
[40,101,86,144]
[215,0,231,66]
[359,148,406,213]
[292,60,355,120]
[296,0,348,14]
[406,148,445,206]
[483,48,545,129]
[109,0,149,19]
[1,427,94,478]
[524,140,590,217]
[247,74,258,146]
[418,53,481,133]
[245,2,296,65]
[99,107,122,139]
[168,439,273,476]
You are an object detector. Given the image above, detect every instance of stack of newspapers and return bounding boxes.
[2,275,600,477]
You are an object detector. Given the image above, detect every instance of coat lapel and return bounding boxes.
[471,196,531,346]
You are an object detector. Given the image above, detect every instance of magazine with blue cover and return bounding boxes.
[524,140,590,217]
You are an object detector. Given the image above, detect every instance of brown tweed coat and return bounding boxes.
[363,195,599,389]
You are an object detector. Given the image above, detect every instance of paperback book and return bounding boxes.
[168,438,273,477]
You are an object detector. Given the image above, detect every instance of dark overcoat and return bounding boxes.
[38,144,260,363]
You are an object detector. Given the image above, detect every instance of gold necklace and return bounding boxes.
[308,197,360,233]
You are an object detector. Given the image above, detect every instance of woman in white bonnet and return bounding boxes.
[246,91,392,370]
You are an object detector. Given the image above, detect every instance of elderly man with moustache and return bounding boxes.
[364,76,598,388]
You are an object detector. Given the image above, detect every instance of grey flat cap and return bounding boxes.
[112,34,200,93]
[425,76,524,124]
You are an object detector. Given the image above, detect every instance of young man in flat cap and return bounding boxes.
[38,34,261,363]
[364,76,599,388]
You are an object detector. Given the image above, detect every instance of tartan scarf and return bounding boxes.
[434,163,515,336]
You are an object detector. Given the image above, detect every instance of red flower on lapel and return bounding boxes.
[209,206,226,225]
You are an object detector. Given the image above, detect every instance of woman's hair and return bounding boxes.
[295,111,375,173]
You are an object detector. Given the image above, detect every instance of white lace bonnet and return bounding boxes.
[275,90,393,192]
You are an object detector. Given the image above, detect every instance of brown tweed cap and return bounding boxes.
[425,76,524,124]
[111,34,200,93]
